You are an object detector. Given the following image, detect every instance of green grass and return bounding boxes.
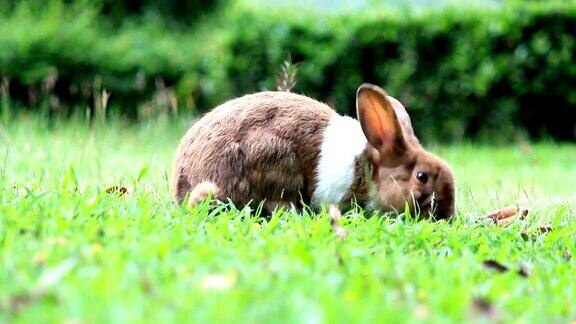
[1,116,575,323]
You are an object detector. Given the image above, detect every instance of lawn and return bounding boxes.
[1,116,575,323]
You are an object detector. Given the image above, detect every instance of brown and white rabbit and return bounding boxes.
[172,84,455,219]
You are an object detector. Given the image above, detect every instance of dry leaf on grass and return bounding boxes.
[105,186,128,196]
[483,260,509,273]
[198,272,237,291]
[329,205,348,239]
[521,224,555,241]
[485,206,529,227]
[470,297,499,321]
[483,260,532,277]
[0,291,55,313]
[538,225,553,234]
[139,277,155,295]
[517,263,532,277]
[562,250,572,261]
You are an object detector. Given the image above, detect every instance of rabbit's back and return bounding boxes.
[172,91,335,211]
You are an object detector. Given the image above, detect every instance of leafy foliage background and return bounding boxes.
[0,0,574,141]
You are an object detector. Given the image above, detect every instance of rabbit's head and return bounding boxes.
[357,84,455,219]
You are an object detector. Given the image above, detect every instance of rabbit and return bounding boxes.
[172,84,455,219]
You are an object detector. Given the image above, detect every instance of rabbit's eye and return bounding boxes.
[416,171,429,184]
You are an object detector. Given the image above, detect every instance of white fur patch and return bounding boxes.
[312,115,367,206]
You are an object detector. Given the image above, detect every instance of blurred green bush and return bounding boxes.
[0,0,225,25]
[222,2,576,141]
[0,1,574,141]
[0,1,213,120]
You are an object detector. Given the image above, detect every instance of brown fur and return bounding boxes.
[172,91,334,213]
[339,146,454,219]
[367,148,454,219]
[386,95,421,147]
[173,85,455,219]
[340,155,371,209]
[354,85,454,219]
[187,181,220,207]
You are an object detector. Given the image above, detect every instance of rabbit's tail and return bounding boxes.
[276,56,299,92]
[187,181,220,207]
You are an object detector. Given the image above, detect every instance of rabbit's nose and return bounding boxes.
[411,190,423,200]
[417,193,431,207]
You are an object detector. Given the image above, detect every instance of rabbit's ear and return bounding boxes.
[356,84,409,166]
[386,95,421,148]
